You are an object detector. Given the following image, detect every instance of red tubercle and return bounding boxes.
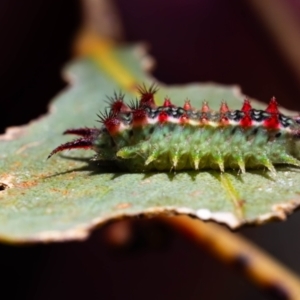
[201,101,210,113]
[264,115,280,129]
[183,99,192,110]
[158,111,169,123]
[219,117,229,126]
[220,101,229,113]
[241,99,252,112]
[266,97,279,114]
[240,99,252,127]
[163,97,174,107]
[264,97,280,129]
[240,115,252,127]
[200,115,209,124]
[179,113,188,124]
[219,102,229,125]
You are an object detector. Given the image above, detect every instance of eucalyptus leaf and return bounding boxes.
[0,44,299,243]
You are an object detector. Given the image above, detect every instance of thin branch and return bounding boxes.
[80,0,124,41]
[163,215,300,299]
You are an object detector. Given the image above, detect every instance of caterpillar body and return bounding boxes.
[48,85,300,174]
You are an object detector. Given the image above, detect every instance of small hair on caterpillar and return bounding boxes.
[48,84,300,174]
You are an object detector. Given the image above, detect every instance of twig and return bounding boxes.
[80,0,124,41]
[163,215,300,300]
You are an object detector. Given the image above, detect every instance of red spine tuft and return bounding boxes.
[241,99,252,112]
[266,97,279,114]
[103,114,121,135]
[137,83,158,108]
[110,100,130,114]
[107,92,130,114]
[132,108,148,126]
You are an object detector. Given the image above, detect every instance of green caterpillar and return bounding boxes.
[48,85,300,174]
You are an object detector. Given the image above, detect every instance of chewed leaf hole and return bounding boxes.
[0,183,8,191]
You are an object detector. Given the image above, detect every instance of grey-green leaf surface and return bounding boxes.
[0,43,300,243]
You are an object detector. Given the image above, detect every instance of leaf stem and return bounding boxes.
[80,0,124,41]
[163,215,300,299]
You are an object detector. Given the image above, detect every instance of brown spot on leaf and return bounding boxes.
[17,180,38,189]
[115,202,131,209]
[238,199,246,208]
[0,174,15,188]
[190,190,203,197]
[11,162,22,169]
[49,188,69,196]
[66,174,75,180]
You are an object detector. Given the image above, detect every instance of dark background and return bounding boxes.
[0,0,300,299]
